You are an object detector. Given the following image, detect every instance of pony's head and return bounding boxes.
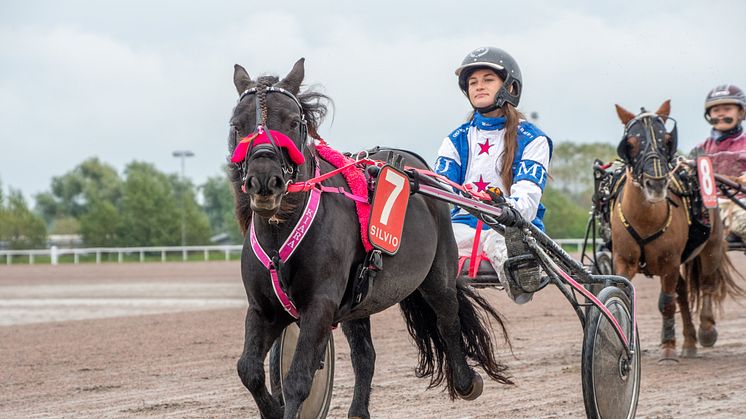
[228,58,328,219]
[615,100,678,202]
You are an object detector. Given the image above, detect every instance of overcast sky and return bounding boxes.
[1,1,744,200]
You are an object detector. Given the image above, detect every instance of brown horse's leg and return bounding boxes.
[658,270,679,362]
[698,286,718,347]
[613,258,637,282]
[676,274,697,357]
[694,217,724,348]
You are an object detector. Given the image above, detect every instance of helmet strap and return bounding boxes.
[475,102,499,114]
[467,73,520,115]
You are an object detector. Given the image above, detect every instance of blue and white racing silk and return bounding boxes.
[434,112,553,231]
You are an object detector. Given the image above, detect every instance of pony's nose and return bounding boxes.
[246,177,261,195]
[247,175,285,196]
[267,175,284,193]
[644,177,667,194]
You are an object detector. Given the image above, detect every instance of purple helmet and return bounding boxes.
[704,84,745,119]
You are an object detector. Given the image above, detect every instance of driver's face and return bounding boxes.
[709,103,744,131]
[468,69,504,110]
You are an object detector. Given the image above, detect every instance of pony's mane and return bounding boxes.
[253,75,332,136]
[298,88,331,138]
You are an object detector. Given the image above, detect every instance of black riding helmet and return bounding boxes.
[455,46,522,113]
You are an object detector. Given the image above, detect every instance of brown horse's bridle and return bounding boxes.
[620,112,678,186]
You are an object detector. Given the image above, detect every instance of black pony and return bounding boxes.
[230,58,512,419]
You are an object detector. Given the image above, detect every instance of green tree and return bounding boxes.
[118,162,181,246]
[35,157,122,228]
[0,184,47,249]
[171,174,212,245]
[201,173,242,243]
[79,199,121,246]
[49,216,80,235]
[541,186,589,239]
[539,141,619,238]
[116,162,210,246]
[549,142,617,203]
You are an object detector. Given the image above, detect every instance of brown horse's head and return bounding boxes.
[614,100,678,202]
[228,59,329,221]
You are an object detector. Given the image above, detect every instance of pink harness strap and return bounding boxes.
[250,166,323,319]
[310,140,374,252]
[249,142,376,319]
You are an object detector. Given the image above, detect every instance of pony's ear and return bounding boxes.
[656,99,671,122]
[276,58,305,95]
[233,64,253,95]
[615,104,635,125]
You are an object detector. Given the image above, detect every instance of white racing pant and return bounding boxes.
[452,223,533,304]
[719,198,746,240]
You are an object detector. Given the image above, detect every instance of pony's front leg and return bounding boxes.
[698,286,719,347]
[237,307,287,419]
[658,270,679,362]
[282,300,336,419]
[342,317,375,419]
[676,274,698,357]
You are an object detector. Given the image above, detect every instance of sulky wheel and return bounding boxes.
[581,286,640,419]
[268,323,335,419]
[592,250,613,276]
[584,250,613,318]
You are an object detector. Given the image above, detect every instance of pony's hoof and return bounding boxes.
[698,326,718,347]
[459,372,483,401]
[658,347,679,364]
[680,347,698,358]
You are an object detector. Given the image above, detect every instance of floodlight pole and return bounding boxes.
[172,150,195,247]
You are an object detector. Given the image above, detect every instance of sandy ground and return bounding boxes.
[1,259,746,418]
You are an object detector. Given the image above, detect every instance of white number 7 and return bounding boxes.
[379,170,405,225]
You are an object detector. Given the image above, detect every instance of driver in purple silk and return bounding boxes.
[691,84,746,241]
[434,47,553,304]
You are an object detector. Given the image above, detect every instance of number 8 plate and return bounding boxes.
[697,156,718,209]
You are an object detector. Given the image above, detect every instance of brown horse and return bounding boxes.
[611,100,743,362]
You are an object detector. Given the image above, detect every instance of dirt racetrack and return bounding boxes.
[2,258,746,418]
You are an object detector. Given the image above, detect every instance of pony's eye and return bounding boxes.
[290,119,299,130]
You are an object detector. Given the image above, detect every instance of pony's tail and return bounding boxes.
[685,243,746,313]
[398,280,512,399]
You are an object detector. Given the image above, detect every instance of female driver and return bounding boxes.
[434,46,552,304]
